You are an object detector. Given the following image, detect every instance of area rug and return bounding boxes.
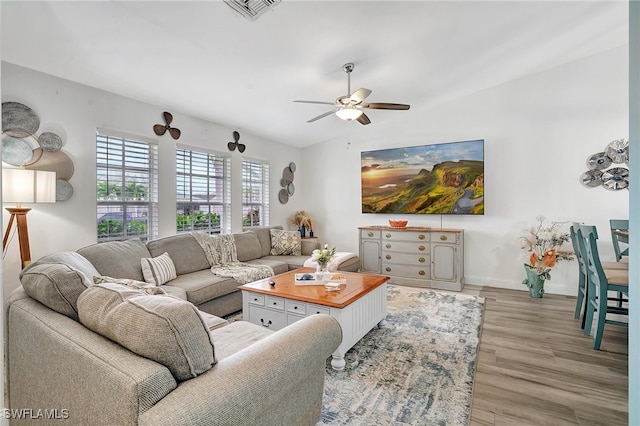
[321,285,484,425]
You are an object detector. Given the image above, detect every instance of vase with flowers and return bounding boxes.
[311,244,336,273]
[291,210,311,238]
[518,216,574,298]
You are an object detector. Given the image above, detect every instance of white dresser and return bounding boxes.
[358,226,464,291]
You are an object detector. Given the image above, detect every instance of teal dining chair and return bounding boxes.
[579,224,629,350]
[610,219,629,261]
[570,224,588,328]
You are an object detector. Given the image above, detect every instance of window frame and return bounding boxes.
[241,157,270,228]
[176,144,231,235]
[96,128,159,242]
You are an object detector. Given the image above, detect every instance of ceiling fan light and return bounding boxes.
[336,107,363,121]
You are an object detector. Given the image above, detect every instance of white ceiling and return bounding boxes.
[0,1,628,148]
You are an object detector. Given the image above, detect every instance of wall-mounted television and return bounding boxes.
[361,139,484,215]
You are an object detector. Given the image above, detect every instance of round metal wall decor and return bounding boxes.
[56,179,74,201]
[581,138,629,191]
[39,131,64,152]
[587,152,611,170]
[601,167,629,191]
[2,102,40,137]
[278,162,297,204]
[1,131,43,166]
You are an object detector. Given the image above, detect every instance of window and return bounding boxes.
[242,159,269,227]
[96,130,158,242]
[176,146,231,234]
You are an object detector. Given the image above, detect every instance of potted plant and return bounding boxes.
[518,216,574,298]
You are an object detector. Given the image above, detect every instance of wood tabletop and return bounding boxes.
[238,268,390,309]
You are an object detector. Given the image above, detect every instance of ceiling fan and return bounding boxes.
[294,62,410,125]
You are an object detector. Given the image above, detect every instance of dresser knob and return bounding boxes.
[385,267,391,272]
[368,232,374,237]
[418,257,425,263]
[385,254,391,260]
[273,302,277,306]
[293,306,298,310]
[440,235,448,241]
[418,234,425,240]
[260,319,272,328]
[385,233,391,238]
[386,243,391,249]
[418,270,426,276]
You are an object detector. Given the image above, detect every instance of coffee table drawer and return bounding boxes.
[307,304,330,316]
[266,296,284,310]
[247,293,265,306]
[248,306,286,330]
[286,300,306,315]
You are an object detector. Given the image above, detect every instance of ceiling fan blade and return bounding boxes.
[357,113,371,125]
[350,88,372,103]
[307,109,339,123]
[153,124,167,136]
[294,100,336,106]
[362,103,410,110]
[163,111,174,125]
[169,127,181,140]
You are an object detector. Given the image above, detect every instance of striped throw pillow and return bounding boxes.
[141,252,177,285]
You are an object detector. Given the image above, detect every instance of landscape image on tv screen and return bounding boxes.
[361,139,484,215]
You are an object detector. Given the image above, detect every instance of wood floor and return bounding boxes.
[464,286,628,426]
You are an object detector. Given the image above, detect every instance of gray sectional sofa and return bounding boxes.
[5,226,356,425]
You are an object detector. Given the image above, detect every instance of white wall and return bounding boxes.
[1,45,629,300]
[1,62,307,298]
[301,46,629,296]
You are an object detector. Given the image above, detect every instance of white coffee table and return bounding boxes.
[238,268,389,370]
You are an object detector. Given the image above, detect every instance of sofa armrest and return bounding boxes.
[139,314,342,426]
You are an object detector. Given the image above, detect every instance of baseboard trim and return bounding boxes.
[465,276,577,296]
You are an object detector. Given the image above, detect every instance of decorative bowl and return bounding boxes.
[388,220,408,228]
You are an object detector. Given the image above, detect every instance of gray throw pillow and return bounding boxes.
[78,282,216,381]
[233,231,263,261]
[20,261,94,321]
[269,229,302,255]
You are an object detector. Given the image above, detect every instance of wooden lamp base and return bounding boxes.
[3,207,32,269]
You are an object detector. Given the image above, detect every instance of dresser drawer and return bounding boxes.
[248,306,286,330]
[361,229,381,239]
[381,264,430,279]
[307,304,330,316]
[265,296,284,310]
[432,232,459,243]
[382,252,429,265]
[286,300,306,315]
[247,293,265,306]
[382,241,429,254]
[382,231,430,242]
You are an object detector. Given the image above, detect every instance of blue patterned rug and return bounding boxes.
[321,285,484,425]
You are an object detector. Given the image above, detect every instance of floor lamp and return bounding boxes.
[2,168,56,268]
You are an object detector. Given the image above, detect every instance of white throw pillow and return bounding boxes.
[141,252,177,285]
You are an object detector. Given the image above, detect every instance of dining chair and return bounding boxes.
[579,224,629,350]
[610,219,629,261]
[570,224,588,327]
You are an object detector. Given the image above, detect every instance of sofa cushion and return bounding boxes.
[77,239,151,281]
[141,252,177,285]
[20,261,94,321]
[146,234,210,275]
[269,229,301,256]
[233,231,263,262]
[78,282,216,382]
[93,275,167,295]
[245,259,289,276]
[166,270,239,306]
[209,320,273,361]
[250,226,282,257]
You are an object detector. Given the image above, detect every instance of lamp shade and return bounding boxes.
[2,168,56,203]
[335,107,363,121]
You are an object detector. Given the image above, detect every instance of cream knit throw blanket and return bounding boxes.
[191,232,273,284]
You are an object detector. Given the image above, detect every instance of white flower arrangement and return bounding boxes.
[311,244,336,266]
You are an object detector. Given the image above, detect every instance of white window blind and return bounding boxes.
[96,130,158,242]
[176,146,231,234]
[242,158,270,227]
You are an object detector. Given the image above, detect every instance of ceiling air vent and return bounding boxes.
[224,0,281,21]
